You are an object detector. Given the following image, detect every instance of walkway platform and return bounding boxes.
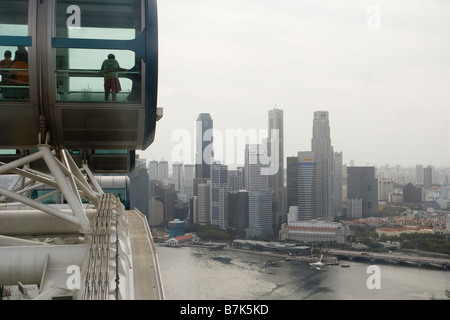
[126,209,165,300]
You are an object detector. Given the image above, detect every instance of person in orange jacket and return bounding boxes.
[8,47,29,85]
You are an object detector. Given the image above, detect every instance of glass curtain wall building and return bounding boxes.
[298,152,316,221]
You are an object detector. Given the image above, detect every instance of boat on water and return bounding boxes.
[340,264,350,268]
[310,254,325,270]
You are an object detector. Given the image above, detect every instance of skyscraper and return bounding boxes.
[268,108,284,212]
[128,158,149,219]
[297,152,316,221]
[245,143,269,192]
[333,152,343,217]
[245,143,273,239]
[347,167,378,218]
[228,191,249,238]
[195,113,213,179]
[172,162,183,192]
[148,160,158,181]
[415,164,424,185]
[211,162,228,229]
[287,156,299,210]
[311,111,334,221]
[158,160,169,182]
[183,164,194,200]
[246,191,273,239]
[424,166,433,189]
[196,181,211,225]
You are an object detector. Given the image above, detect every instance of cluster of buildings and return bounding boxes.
[0,106,446,247]
[124,109,449,245]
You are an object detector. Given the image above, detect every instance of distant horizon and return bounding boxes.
[137,1,450,168]
[137,107,450,169]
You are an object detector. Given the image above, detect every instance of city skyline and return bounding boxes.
[140,106,449,171]
[137,0,450,168]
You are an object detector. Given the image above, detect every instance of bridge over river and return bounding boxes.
[328,249,450,269]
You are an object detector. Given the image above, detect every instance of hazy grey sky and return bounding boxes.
[137,0,450,168]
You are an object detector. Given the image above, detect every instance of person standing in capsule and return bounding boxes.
[100,53,125,101]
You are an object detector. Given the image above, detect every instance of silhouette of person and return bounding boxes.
[0,50,13,84]
[100,53,125,101]
[8,47,29,85]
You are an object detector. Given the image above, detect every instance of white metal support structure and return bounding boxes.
[0,144,105,233]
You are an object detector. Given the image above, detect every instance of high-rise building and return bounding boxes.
[128,158,149,219]
[244,143,273,239]
[155,184,175,224]
[287,156,298,210]
[158,160,169,181]
[311,111,334,221]
[211,162,228,229]
[195,113,213,179]
[297,152,316,221]
[183,164,194,200]
[415,165,424,185]
[196,181,211,225]
[245,144,269,192]
[171,162,183,192]
[149,196,164,226]
[424,166,433,189]
[246,191,273,239]
[347,167,378,217]
[148,160,158,181]
[333,152,343,218]
[268,108,284,212]
[227,169,243,192]
[228,191,249,238]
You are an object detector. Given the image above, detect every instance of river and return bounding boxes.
[157,245,449,300]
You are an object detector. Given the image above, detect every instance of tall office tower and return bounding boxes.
[228,191,249,239]
[287,156,299,210]
[245,144,269,192]
[333,152,343,218]
[211,162,229,229]
[298,152,316,221]
[423,166,433,189]
[183,164,194,200]
[158,160,169,181]
[245,143,272,238]
[155,184,175,223]
[237,166,245,190]
[172,162,183,192]
[268,108,284,213]
[227,169,243,192]
[148,160,158,181]
[197,181,211,225]
[378,178,394,201]
[415,165,424,185]
[311,111,334,221]
[347,167,378,218]
[149,196,164,226]
[195,113,213,179]
[128,158,149,219]
[246,191,273,239]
